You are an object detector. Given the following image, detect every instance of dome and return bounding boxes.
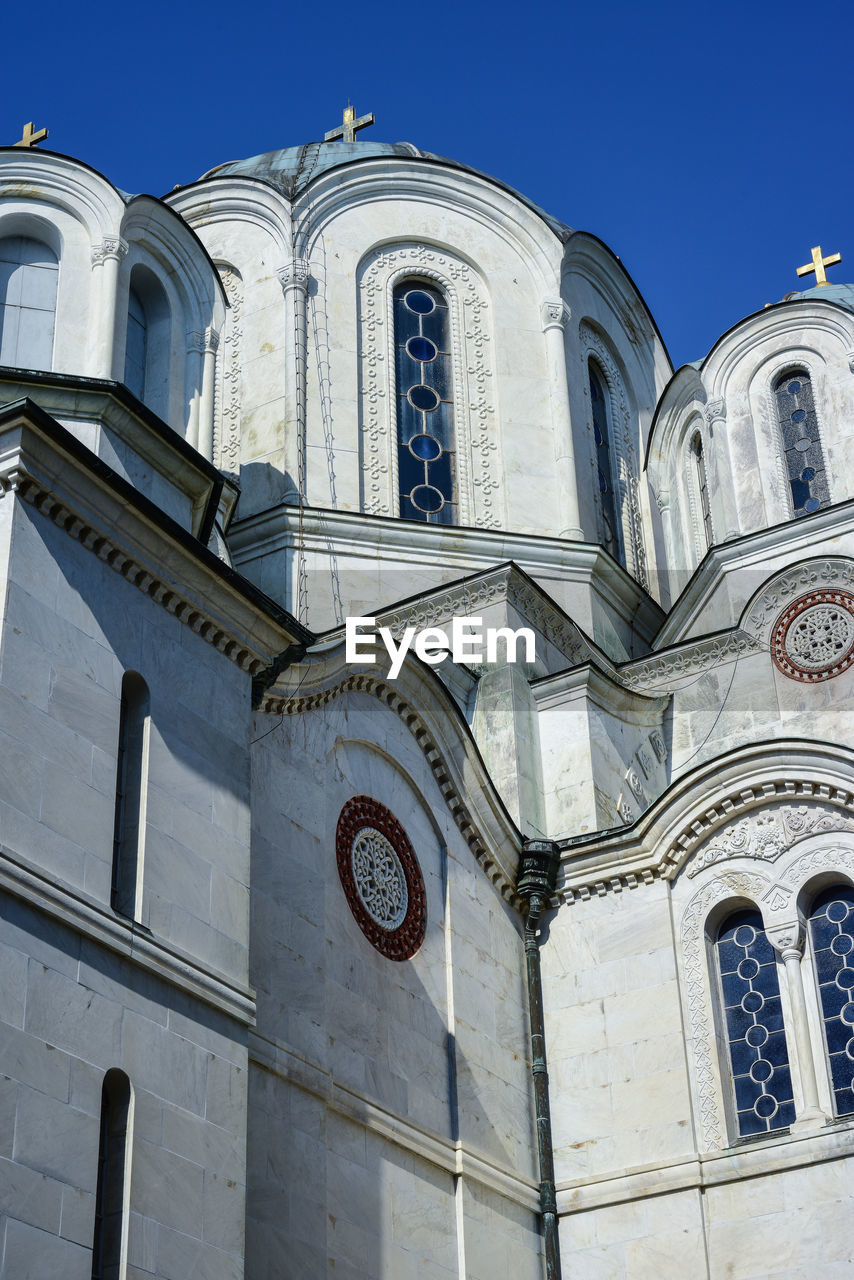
[788,281,854,312]
[197,138,572,241]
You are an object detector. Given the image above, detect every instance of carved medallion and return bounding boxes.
[336,796,427,960]
[771,590,854,681]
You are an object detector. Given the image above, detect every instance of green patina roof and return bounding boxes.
[197,139,573,241]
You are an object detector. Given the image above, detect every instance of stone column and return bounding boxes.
[278,258,312,503]
[184,330,205,449]
[767,921,827,1130]
[197,326,220,462]
[90,237,128,379]
[542,299,582,540]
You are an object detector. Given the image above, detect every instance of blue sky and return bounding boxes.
[5,0,851,367]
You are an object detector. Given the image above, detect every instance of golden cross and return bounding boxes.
[13,121,49,148]
[796,244,842,287]
[324,103,374,144]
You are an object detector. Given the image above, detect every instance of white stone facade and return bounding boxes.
[2,133,854,1278]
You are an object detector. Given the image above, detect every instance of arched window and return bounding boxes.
[124,286,147,401]
[773,369,829,518]
[0,235,58,371]
[589,363,621,563]
[808,884,854,1118]
[715,908,795,1137]
[691,430,713,551]
[393,280,456,524]
[92,1068,132,1280]
[112,672,150,920]
[123,266,170,419]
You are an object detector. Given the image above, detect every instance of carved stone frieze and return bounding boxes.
[621,630,762,692]
[214,266,243,479]
[743,558,854,638]
[359,244,502,529]
[685,800,854,879]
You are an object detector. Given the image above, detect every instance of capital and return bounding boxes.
[766,920,805,957]
[204,325,220,354]
[541,298,571,332]
[704,397,726,429]
[185,329,205,355]
[278,258,312,295]
[91,236,128,266]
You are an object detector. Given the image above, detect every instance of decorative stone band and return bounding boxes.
[6,464,271,676]
[770,590,854,682]
[261,673,521,908]
[336,796,427,960]
[620,630,762,692]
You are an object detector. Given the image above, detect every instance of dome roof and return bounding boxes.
[787,281,854,312]
[198,139,572,241]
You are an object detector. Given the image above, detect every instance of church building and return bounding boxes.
[1,108,853,1278]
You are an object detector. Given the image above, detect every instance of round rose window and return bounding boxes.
[771,590,854,682]
[336,796,427,960]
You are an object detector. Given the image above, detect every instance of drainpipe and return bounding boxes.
[517,837,562,1280]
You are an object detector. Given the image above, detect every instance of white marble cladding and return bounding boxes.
[0,895,249,1280]
[247,688,540,1274]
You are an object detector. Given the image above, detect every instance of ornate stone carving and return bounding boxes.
[626,768,645,804]
[621,630,761,692]
[541,298,570,331]
[214,266,243,479]
[336,795,427,960]
[704,398,726,429]
[579,323,647,590]
[680,870,769,1151]
[358,243,502,528]
[686,801,854,878]
[743,559,854,638]
[277,258,311,294]
[770,590,854,682]
[649,730,667,762]
[90,236,128,266]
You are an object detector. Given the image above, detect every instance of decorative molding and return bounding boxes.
[261,671,520,908]
[680,869,769,1151]
[214,265,243,479]
[90,236,128,266]
[847,349,854,374]
[580,323,647,590]
[541,298,570,331]
[649,729,667,762]
[685,802,854,878]
[743,558,854,638]
[3,461,270,676]
[620,629,762,692]
[358,243,502,529]
[277,257,312,294]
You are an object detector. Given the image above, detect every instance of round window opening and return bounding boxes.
[771,590,854,682]
[336,796,427,960]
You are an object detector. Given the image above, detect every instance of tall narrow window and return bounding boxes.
[123,287,147,401]
[589,363,621,563]
[691,431,713,550]
[715,909,795,1137]
[808,884,854,1118]
[393,280,457,524]
[773,369,829,517]
[0,236,58,371]
[92,1069,132,1280]
[112,672,150,920]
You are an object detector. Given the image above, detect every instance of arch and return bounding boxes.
[358,241,503,528]
[122,264,170,418]
[770,365,830,518]
[0,233,59,371]
[805,881,854,1117]
[588,359,621,562]
[579,322,647,586]
[112,671,150,921]
[92,1068,133,1280]
[688,425,713,556]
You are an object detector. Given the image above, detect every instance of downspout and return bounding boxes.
[517,837,562,1280]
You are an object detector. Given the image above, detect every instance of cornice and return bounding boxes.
[259,644,523,908]
[554,740,854,902]
[0,843,255,1025]
[0,402,307,675]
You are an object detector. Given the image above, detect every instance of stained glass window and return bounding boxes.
[393,281,456,524]
[716,909,795,1137]
[808,884,854,1118]
[691,431,713,550]
[0,236,58,371]
[773,370,829,518]
[589,364,620,562]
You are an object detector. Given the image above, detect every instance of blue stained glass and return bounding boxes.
[394,280,456,525]
[774,369,829,516]
[716,909,793,1138]
[809,885,854,1116]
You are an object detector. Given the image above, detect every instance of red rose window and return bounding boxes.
[336,796,427,960]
